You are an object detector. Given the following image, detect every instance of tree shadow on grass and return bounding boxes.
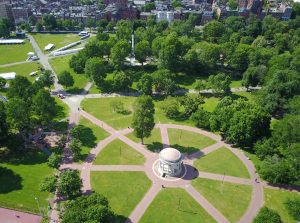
[73,125,97,148]
[145,142,164,152]
[2,150,48,165]
[170,144,199,155]
[0,166,22,194]
[66,87,84,94]
[114,215,128,223]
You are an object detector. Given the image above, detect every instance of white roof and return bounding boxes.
[44,43,54,51]
[0,39,24,44]
[160,148,182,162]
[0,72,16,80]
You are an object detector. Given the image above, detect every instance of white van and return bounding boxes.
[78,31,88,36]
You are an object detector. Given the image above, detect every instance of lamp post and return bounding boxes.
[35,197,42,216]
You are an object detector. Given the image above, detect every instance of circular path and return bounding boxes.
[60,110,264,223]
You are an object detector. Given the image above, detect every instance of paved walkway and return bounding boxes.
[0,60,32,68]
[0,208,41,223]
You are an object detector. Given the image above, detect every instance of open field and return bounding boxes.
[91,171,151,221]
[140,188,216,223]
[0,40,34,65]
[194,147,250,178]
[264,188,299,223]
[192,178,252,222]
[77,117,110,162]
[31,33,80,52]
[126,128,162,152]
[93,139,145,165]
[0,62,40,82]
[168,128,216,154]
[49,55,89,93]
[0,150,53,214]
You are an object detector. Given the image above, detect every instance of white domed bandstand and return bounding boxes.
[157,147,183,177]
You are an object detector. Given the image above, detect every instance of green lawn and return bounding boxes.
[31,33,80,52]
[202,97,220,112]
[76,117,110,162]
[140,188,216,223]
[194,147,250,178]
[49,55,89,93]
[126,128,162,152]
[192,178,252,222]
[93,139,145,165]
[168,128,216,154]
[264,188,299,223]
[0,62,40,82]
[0,40,34,65]
[91,171,151,221]
[0,150,53,214]
[230,80,242,88]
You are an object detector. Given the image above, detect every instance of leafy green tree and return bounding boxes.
[203,21,226,43]
[285,96,300,114]
[245,14,261,38]
[194,80,207,92]
[39,175,57,193]
[110,101,128,114]
[112,71,132,92]
[229,44,252,72]
[96,31,109,41]
[0,101,8,142]
[228,0,238,10]
[137,73,153,95]
[47,153,62,169]
[0,77,6,88]
[151,36,164,58]
[135,40,151,66]
[69,139,82,161]
[7,76,33,101]
[42,14,57,30]
[116,20,131,41]
[179,95,204,117]
[57,169,82,199]
[152,69,176,95]
[242,65,267,89]
[61,193,115,223]
[224,17,245,33]
[69,51,87,74]
[0,18,11,38]
[285,197,300,221]
[249,48,273,66]
[37,70,54,88]
[253,207,282,223]
[191,108,211,130]
[160,96,180,119]
[110,40,131,70]
[58,71,74,87]
[144,2,155,12]
[291,46,300,72]
[132,96,155,144]
[32,89,57,127]
[85,57,107,88]
[36,21,43,31]
[208,73,231,94]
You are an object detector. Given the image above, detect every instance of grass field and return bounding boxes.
[168,129,216,154]
[0,62,40,82]
[202,97,220,112]
[0,150,53,214]
[93,139,145,165]
[49,55,89,93]
[126,128,162,152]
[192,178,252,222]
[0,40,34,65]
[140,188,216,223]
[264,188,299,223]
[91,171,151,221]
[194,147,250,178]
[76,117,110,162]
[31,33,80,52]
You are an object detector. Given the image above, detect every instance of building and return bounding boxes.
[158,148,183,177]
[156,11,175,23]
[0,0,14,22]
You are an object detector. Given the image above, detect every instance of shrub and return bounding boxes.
[47,153,62,168]
[253,207,282,223]
[160,96,180,119]
[190,108,211,129]
[285,197,300,221]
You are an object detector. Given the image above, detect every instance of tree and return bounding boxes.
[69,139,82,161]
[61,193,115,223]
[179,95,204,117]
[190,108,211,130]
[193,80,207,92]
[39,175,57,193]
[48,153,62,169]
[42,14,57,30]
[285,197,300,221]
[242,65,267,89]
[285,96,300,114]
[7,76,32,101]
[85,57,107,88]
[69,51,87,74]
[0,18,11,38]
[152,69,176,95]
[135,40,151,66]
[132,96,155,144]
[57,169,82,199]
[96,31,109,41]
[58,71,74,87]
[253,207,282,223]
[32,89,57,127]
[208,73,231,94]
[137,73,153,95]
[35,21,43,31]
[229,44,252,72]
[112,71,132,92]
[0,101,8,142]
[291,3,300,18]
[110,40,131,70]
[203,21,226,43]
[110,101,128,114]
[228,0,238,10]
[0,77,6,89]
[144,2,155,12]
[37,70,54,88]
[116,20,131,41]
[160,96,180,119]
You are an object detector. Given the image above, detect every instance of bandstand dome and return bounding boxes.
[158,148,183,177]
[160,148,182,163]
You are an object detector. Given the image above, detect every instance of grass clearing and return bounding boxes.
[140,188,216,223]
[194,147,250,178]
[202,97,219,112]
[0,40,34,65]
[126,128,163,152]
[264,188,299,223]
[49,55,89,93]
[31,33,80,52]
[91,171,151,221]
[0,62,40,82]
[168,128,216,154]
[192,178,252,222]
[76,117,110,162]
[93,139,145,165]
[0,150,53,214]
